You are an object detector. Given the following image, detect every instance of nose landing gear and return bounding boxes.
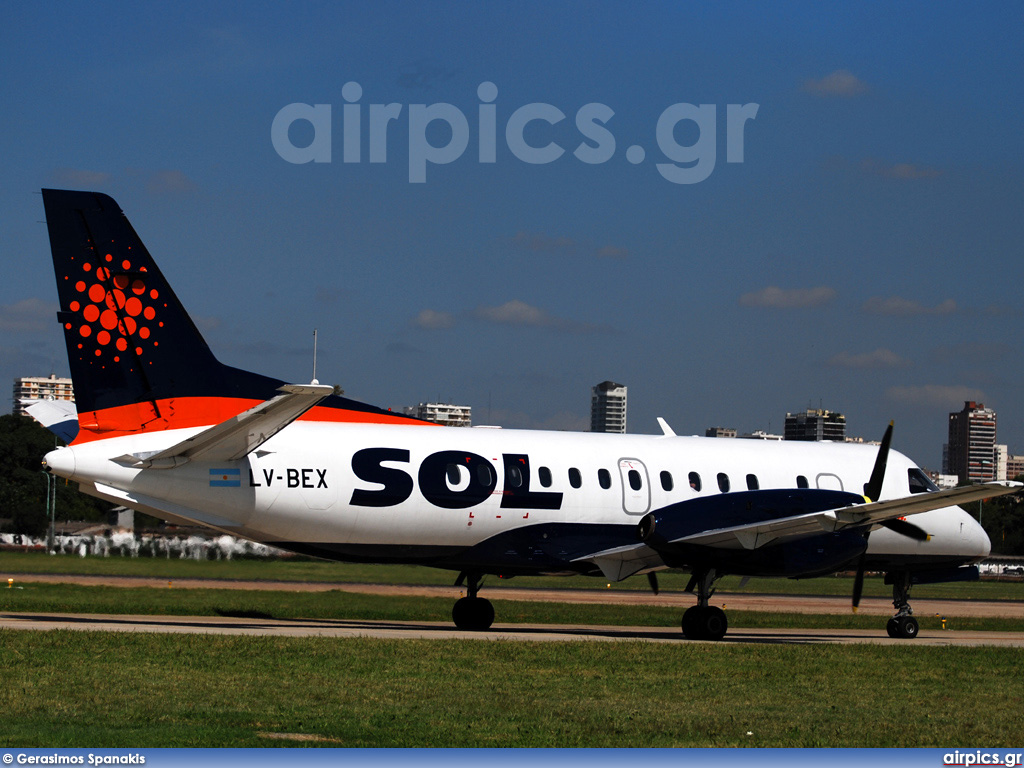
[885,571,919,639]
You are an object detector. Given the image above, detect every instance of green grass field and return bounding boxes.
[1,550,1022,748]
[1,631,1021,747]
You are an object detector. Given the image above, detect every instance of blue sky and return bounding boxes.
[2,2,1022,467]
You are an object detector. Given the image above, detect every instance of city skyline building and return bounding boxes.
[402,402,472,427]
[784,409,846,442]
[12,374,75,416]
[590,381,627,433]
[946,401,997,484]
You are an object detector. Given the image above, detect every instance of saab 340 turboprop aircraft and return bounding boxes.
[38,189,1020,640]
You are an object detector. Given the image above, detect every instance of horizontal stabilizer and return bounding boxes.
[132,384,335,467]
[21,398,79,443]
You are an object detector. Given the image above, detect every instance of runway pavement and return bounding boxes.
[4,573,1023,646]
[3,610,1024,646]
[7,572,1024,617]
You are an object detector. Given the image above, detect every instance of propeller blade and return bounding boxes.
[880,517,931,542]
[863,421,894,502]
[852,552,866,612]
[647,572,660,595]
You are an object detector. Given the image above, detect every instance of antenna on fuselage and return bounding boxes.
[311,328,319,385]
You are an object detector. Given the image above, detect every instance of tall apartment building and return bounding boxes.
[946,401,997,483]
[590,381,627,433]
[1006,454,1024,482]
[13,374,75,415]
[402,402,472,427]
[784,409,846,442]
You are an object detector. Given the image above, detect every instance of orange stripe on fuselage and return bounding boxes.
[71,396,436,444]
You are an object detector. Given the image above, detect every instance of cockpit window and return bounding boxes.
[908,468,939,494]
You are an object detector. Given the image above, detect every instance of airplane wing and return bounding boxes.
[572,543,666,582]
[672,482,1022,550]
[574,482,1022,577]
[125,384,336,467]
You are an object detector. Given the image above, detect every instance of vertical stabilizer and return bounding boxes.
[42,189,423,440]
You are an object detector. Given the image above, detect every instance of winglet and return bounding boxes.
[656,417,676,437]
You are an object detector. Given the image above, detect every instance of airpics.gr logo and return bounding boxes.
[271,82,758,184]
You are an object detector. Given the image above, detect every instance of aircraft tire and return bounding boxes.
[681,606,704,639]
[703,606,728,641]
[681,606,728,641]
[886,618,900,638]
[452,596,495,631]
[896,616,919,639]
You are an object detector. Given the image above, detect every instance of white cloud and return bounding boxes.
[596,245,630,259]
[51,168,112,188]
[803,69,868,97]
[473,300,559,327]
[861,159,943,180]
[146,169,197,196]
[739,286,836,309]
[829,348,910,369]
[862,296,957,316]
[472,300,606,333]
[0,298,57,333]
[512,232,630,260]
[413,309,455,330]
[886,385,986,409]
[512,231,577,253]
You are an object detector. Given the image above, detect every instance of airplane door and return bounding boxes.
[816,473,845,491]
[618,458,651,515]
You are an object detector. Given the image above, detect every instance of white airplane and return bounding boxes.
[38,189,1019,640]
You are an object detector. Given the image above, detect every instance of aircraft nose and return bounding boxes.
[960,509,991,558]
[43,447,75,479]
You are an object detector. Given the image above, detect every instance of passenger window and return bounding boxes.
[796,475,809,489]
[688,472,702,492]
[628,469,642,491]
[538,466,552,488]
[445,463,469,490]
[717,473,730,493]
[660,471,674,492]
[507,465,523,488]
[746,474,759,491]
[568,468,582,489]
[908,468,939,494]
[598,468,612,489]
[477,463,493,486]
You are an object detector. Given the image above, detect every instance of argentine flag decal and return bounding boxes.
[210,468,241,487]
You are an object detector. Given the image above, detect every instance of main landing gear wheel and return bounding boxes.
[886,615,919,639]
[452,571,495,631]
[680,569,728,641]
[452,596,495,631]
[681,606,728,641]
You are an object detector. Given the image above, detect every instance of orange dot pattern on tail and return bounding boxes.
[65,252,165,367]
